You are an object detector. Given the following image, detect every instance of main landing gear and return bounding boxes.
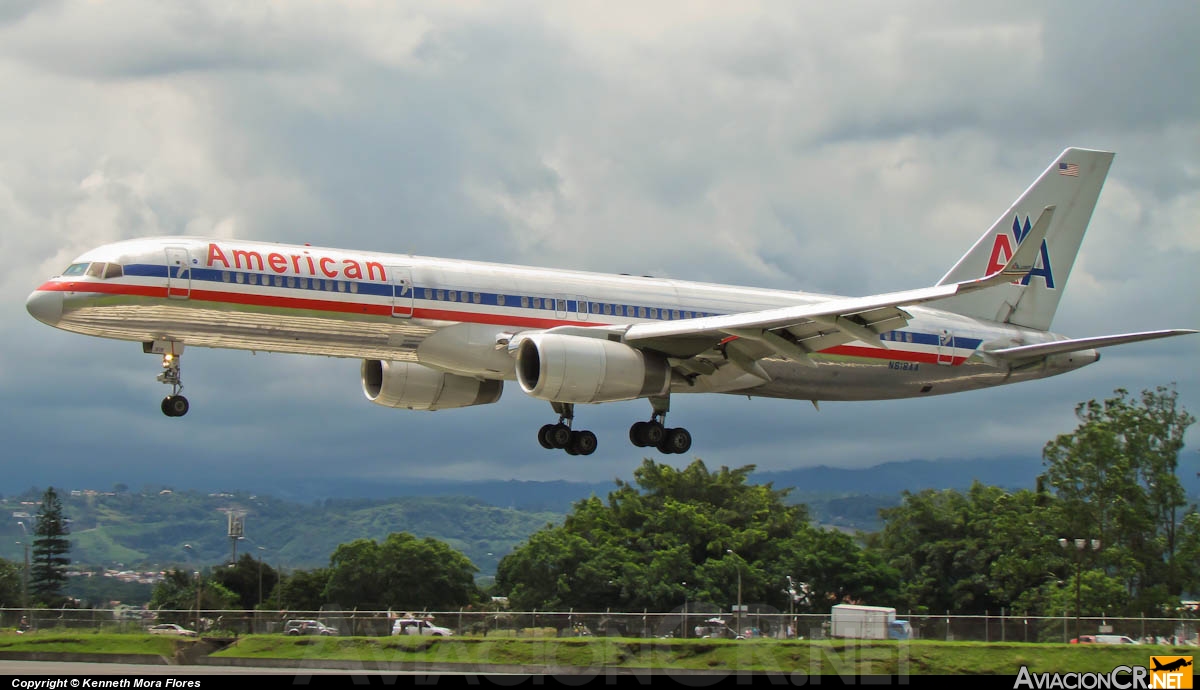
[155,350,189,418]
[536,397,693,456]
[537,402,598,456]
[629,396,691,455]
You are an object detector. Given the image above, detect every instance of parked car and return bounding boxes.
[284,619,338,636]
[392,618,453,637]
[147,623,197,637]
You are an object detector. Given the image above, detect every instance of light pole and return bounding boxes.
[16,522,29,611]
[727,550,743,638]
[681,581,689,639]
[256,546,266,608]
[1058,537,1100,643]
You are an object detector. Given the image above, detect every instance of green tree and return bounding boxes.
[872,484,1052,614]
[0,559,23,609]
[495,459,898,615]
[149,568,240,627]
[1042,385,1196,613]
[30,487,71,607]
[323,533,480,611]
[210,553,280,610]
[276,568,331,612]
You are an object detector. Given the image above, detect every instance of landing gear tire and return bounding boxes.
[629,421,665,447]
[569,430,598,456]
[538,424,557,449]
[548,423,572,449]
[656,427,692,455]
[161,395,189,418]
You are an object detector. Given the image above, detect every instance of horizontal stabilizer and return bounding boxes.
[983,329,1197,361]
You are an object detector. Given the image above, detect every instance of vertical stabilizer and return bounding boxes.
[934,148,1114,331]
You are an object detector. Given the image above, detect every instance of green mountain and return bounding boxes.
[1,488,564,577]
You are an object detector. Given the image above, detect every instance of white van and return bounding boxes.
[1094,634,1139,644]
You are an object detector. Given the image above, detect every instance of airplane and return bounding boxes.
[1151,658,1192,673]
[25,147,1196,456]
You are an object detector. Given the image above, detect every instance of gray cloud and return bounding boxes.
[1,1,1197,493]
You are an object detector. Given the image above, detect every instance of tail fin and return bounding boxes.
[934,148,1114,331]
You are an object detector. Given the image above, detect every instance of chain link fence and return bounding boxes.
[1,605,1196,645]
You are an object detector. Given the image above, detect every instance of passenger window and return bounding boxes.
[221,271,231,283]
[235,273,244,284]
[338,281,346,293]
[274,276,283,287]
[62,263,89,277]
[604,304,612,315]
[86,262,104,278]
[449,291,458,302]
[532,297,541,309]
[350,282,358,294]
[557,299,567,311]
[248,274,257,285]
[590,303,600,314]
[287,277,296,288]
[497,295,506,306]
[521,296,529,308]
[473,292,481,304]
[672,310,680,320]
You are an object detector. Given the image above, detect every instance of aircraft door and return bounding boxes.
[576,295,590,321]
[165,247,191,300]
[389,266,414,318]
[937,330,955,366]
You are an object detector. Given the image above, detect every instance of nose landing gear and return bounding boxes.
[148,342,189,417]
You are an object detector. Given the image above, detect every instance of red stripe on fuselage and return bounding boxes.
[36,280,968,365]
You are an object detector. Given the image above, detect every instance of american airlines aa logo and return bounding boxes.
[986,215,1056,288]
[1151,656,1193,689]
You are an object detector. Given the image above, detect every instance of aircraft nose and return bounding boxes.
[26,289,63,325]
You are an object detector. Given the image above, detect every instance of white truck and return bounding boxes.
[830,604,912,640]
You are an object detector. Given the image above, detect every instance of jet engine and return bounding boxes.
[361,360,503,411]
[515,333,670,404]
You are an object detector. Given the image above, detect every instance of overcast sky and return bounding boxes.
[1,1,1197,495]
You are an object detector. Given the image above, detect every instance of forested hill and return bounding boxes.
[0,456,1069,574]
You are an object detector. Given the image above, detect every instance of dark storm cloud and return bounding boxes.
[0,2,1196,490]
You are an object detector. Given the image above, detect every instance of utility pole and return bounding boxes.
[1059,537,1101,643]
[727,550,743,638]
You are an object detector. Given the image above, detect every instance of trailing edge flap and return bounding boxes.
[622,206,1055,361]
[982,329,1197,363]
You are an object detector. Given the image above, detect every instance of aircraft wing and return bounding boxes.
[618,205,1057,366]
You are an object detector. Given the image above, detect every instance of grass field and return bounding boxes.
[0,631,1194,675]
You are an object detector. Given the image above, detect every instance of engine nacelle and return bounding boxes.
[515,333,670,403]
[361,360,503,411]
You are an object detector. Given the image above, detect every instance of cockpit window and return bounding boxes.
[86,262,105,278]
[62,263,89,277]
[103,263,123,279]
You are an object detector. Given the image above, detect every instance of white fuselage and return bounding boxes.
[26,236,1094,404]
